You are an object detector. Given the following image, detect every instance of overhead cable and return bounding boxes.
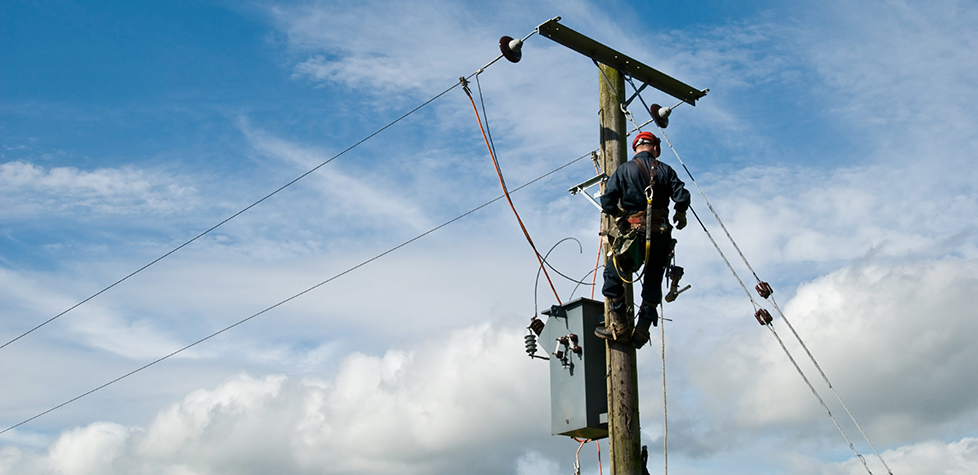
[653,122,889,475]
[533,237,592,319]
[0,35,537,355]
[626,79,891,474]
[462,75,562,304]
[0,150,592,436]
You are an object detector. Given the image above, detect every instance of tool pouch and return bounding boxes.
[610,228,643,273]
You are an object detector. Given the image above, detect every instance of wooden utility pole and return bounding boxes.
[598,63,642,475]
[532,17,706,475]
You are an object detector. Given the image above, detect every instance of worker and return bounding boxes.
[595,131,690,348]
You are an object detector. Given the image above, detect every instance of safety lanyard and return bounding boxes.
[631,155,657,259]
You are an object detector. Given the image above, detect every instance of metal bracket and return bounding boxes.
[624,80,648,107]
[568,173,608,211]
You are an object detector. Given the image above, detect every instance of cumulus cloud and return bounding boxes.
[0,324,551,475]
[790,437,978,475]
[686,257,978,448]
[692,161,978,278]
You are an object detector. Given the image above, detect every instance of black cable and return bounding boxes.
[540,239,596,286]
[0,81,463,355]
[569,265,604,301]
[533,237,580,317]
[532,237,600,318]
[0,150,593,435]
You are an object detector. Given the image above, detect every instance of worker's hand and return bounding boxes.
[673,211,687,230]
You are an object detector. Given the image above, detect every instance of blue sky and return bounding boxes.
[2,1,978,474]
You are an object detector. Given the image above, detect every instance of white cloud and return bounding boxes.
[0,267,183,360]
[0,324,551,475]
[685,257,978,448]
[48,423,132,475]
[5,1,978,474]
[0,161,198,219]
[515,451,562,475]
[273,0,520,96]
[265,0,618,173]
[237,120,433,232]
[792,437,978,475]
[802,0,978,143]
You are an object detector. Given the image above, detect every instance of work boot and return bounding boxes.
[594,322,630,342]
[632,305,658,349]
[640,303,659,327]
[595,302,630,342]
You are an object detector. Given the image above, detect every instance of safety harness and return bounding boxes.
[610,154,667,284]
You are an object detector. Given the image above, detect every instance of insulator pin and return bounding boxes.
[754,308,773,325]
[756,282,773,299]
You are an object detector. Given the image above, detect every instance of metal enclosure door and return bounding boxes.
[541,298,608,439]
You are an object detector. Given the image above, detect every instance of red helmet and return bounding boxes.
[632,131,659,151]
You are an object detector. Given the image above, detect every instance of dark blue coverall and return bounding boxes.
[600,150,691,317]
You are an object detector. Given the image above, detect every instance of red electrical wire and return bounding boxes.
[597,439,603,475]
[462,80,561,304]
[590,239,600,299]
[572,437,602,475]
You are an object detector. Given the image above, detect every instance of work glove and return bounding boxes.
[673,211,687,230]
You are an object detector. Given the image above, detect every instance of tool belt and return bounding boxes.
[626,208,670,232]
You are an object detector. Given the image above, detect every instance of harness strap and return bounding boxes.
[630,155,659,266]
[631,156,656,191]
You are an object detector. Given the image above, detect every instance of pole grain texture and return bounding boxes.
[598,63,643,475]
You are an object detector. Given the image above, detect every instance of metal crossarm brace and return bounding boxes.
[569,173,608,211]
[537,18,707,105]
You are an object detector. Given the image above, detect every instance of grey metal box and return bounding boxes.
[540,298,608,439]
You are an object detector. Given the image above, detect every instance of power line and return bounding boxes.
[0,79,466,355]
[625,76,891,474]
[0,150,593,436]
[1,23,546,355]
